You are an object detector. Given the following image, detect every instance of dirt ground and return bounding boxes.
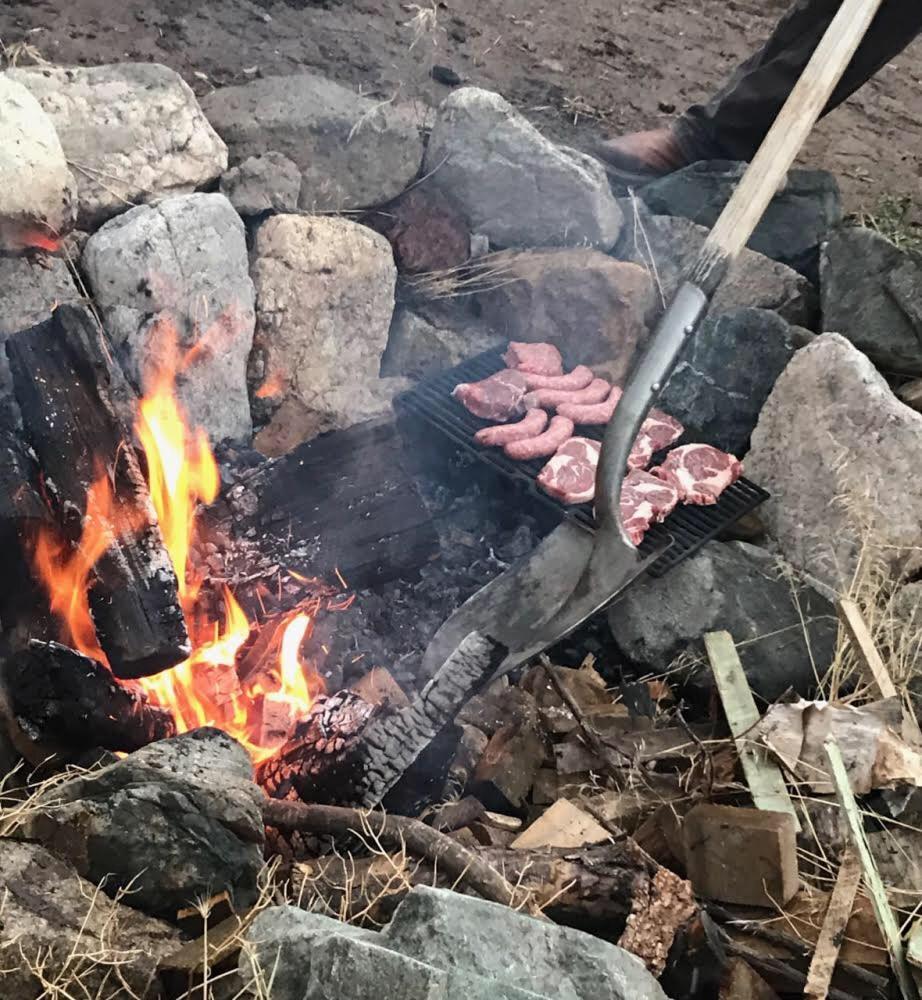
[2,0,921,212]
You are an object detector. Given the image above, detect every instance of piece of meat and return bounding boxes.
[557,385,623,425]
[474,408,549,447]
[523,378,612,411]
[503,341,563,376]
[537,437,601,504]
[452,369,527,421]
[641,409,685,451]
[504,415,575,460]
[652,444,743,505]
[620,470,680,545]
[627,409,686,470]
[521,365,595,391]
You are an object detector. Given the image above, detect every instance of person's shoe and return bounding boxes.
[589,128,689,189]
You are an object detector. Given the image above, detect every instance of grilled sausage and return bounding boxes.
[520,365,595,391]
[474,408,549,446]
[556,386,623,425]
[504,415,576,460]
[523,378,612,411]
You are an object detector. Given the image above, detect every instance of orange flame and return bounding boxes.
[29,316,327,761]
[254,371,284,400]
[31,471,131,664]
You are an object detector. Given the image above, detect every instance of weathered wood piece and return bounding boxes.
[825,736,919,1000]
[804,848,862,1000]
[259,633,506,809]
[6,304,189,678]
[5,639,176,752]
[511,798,610,851]
[704,630,800,830]
[216,417,439,589]
[837,598,898,700]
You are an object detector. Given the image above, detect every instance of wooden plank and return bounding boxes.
[824,737,919,1000]
[804,848,862,1000]
[704,631,800,831]
[837,599,898,699]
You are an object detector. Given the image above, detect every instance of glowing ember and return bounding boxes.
[30,318,328,761]
[254,371,284,399]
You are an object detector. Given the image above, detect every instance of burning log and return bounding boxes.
[5,639,176,752]
[215,417,438,589]
[6,305,190,678]
[258,633,506,809]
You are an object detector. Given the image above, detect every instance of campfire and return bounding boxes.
[27,317,332,765]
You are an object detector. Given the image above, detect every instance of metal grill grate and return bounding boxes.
[395,348,769,578]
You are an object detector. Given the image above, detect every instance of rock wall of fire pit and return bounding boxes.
[20,728,264,917]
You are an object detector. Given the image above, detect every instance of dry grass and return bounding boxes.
[404,250,532,300]
[0,37,48,68]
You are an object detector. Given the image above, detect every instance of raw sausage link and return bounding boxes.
[504,416,576,460]
[474,408,549,447]
[521,365,595,391]
[556,386,623,425]
[523,378,612,411]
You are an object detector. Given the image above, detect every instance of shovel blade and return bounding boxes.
[421,521,661,680]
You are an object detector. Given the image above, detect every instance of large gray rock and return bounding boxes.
[821,227,922,373]
[747,333,922,590]
[0,840,178,999]
[382,886,667,1000]
[478,250,654,378]
[640,161,840,277]
[220,152,302,217]
[22,728,264,917]
[381,307,498,380]
[615,211,816,328]
[658,308,813,455]
[202,73,424,212]
[8,63,227,229]
[241,907,375,999]
[0,73,77,251]
[424,88,622,251]
[250,214,400,456]
[607,541,835,701]
[0,255,81,416]
[83,193,255,444]
[240,892,647,1000]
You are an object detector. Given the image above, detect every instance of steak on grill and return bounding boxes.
[453,369,527,421]
[537,437,600,504]
[628,410,686,470]
[620,470,680,545]
[503,341,563,376]
[652,444,742,505]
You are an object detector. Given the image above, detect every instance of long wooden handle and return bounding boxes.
[691,0,885,290]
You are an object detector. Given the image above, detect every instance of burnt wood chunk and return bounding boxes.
[216,417,438,589]
[259,632,506,810]
[6,305,189,678]
[5,640,176,752]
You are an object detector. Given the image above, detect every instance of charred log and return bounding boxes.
[258,633,506,809]
[6,305,189,678]
[213,417,438,589]
[5,639,176,752]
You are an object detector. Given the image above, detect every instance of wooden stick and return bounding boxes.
[805,848,862,1000]
[824,737,918,1000]
[704,631,800,830]
[837,599,898,700]
[261,797,543,918]
[690,0,885,291]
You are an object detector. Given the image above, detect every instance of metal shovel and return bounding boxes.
[421,0,884,679]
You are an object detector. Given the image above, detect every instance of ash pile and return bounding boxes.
[0,59,922,1000]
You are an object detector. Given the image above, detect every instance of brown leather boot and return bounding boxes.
[589,128,689,188]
